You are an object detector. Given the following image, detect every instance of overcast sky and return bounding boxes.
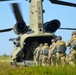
[0,0,76,55]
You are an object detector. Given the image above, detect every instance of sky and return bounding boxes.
[0,0,76,55]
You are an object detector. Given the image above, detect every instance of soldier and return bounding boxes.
[42,43,49,66]
[48,39,57,66]
[10,37,23,67]
[38,44,43,66]
[66,31,76,67]
[33,44,42,65]
[56,36,66,67]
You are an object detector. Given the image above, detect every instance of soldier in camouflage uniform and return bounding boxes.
[42,43,49,66]
[66,31,76,67]
[48,39,57,66]
[38,44,43,66]
[55,36,66,67]
[33,45,40,65]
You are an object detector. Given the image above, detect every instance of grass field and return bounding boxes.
[0,56,11,62]
[0,56,76,75]
[0,56,10,60]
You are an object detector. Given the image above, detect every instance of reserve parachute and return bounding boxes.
[56,41,66,53]
[42,48,49,55]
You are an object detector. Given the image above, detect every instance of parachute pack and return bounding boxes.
[42,48,49,55]
[56,41,66,53]
[70,38,76,50]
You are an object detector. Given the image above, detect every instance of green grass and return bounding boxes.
[0,56,10,60]
[0,56,76,75]
[0,62,76,75]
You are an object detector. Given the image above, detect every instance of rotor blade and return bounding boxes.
[9,38,16,41]
[49,0,76,7]
[0,0,9,1]
[11,3,24,21]
[0,0,13,1]
[59,28,76,30]
[0,28,13,32]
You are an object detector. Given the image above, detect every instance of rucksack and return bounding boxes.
[56,41,66,53]
[70,38,76,50]
[42,48,49,55]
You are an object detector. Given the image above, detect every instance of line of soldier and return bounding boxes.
[33,31,76,67]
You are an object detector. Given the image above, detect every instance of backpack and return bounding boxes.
[70,38,76,50]
[56,41,66,53]
[42,48,49,55]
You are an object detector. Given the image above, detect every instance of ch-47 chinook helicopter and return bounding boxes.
[0,0,76,66]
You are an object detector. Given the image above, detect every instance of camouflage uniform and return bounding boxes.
[48,39,57,66]
[66,31,76,67]
[38,44,43,66]
[33,46,40,65]
[65,55,69,65]
[55,36,66,67]
[42,43,49,66]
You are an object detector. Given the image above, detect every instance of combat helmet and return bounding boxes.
[44,43,48,46]
[51,39,55,42]
[40,43,43,46]
[57,36,62,40]
[72,31,76,35]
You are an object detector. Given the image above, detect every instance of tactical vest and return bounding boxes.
[70,38,76,50]
[56,41,66,53]
[42,48,49,55]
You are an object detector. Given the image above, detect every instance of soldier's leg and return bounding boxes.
[46,56,49,66]
[42,55,46,66]
[35,60,38,65]
[39,55,42,66]
[48,57,51,66]
[33,56,38,65]
[51,57,54,66]
[33,57,36,65]
[71,50,76,63]
[51,55,56,66]
[61,56,66,67]
[68,53,75,67]
[65,55,69,65]
[56,52,60,66]
[68,50,76,67]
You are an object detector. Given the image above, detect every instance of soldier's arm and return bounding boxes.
[49,44,56,54]
[34,48,37,54]
[49,44,53,49]
[66,38,72,46]
[49,45,53,53]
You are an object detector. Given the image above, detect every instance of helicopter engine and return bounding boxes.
[13,21,28,35]
[44,19,60,33]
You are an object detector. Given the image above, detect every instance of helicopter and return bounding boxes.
[0,0,76,66]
